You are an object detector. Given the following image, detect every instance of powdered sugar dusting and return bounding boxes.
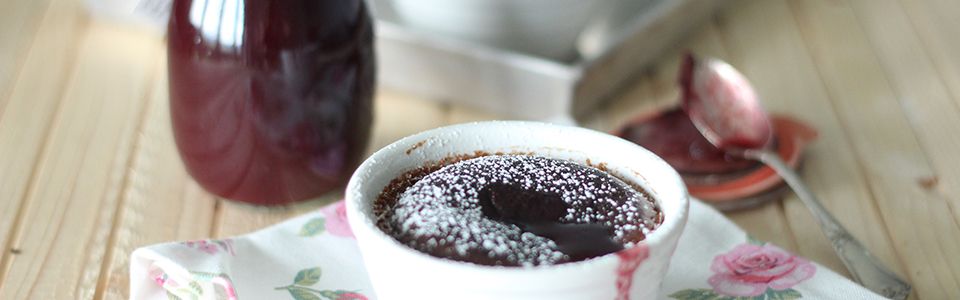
[379,155,661,266]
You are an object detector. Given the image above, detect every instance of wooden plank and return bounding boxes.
[0,0,87,285]
[95,58,218,300]
[889,0,960,210]
[848,0,960,285]
[899,0,960,109]
[214,89,450,238]
[0,21,162,299]
[789,0,960,298]
[0,0,54,111]
[713,0,904,279]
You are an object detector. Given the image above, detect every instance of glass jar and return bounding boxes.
[167,0,375,204]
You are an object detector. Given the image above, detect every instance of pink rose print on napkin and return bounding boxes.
[151,269,238,300]
[322,200,354,238]
[300,200,355,238]
[708,243,815,297]
[669,239,815,300]
[335,292,368,300]
[181,239,236,256]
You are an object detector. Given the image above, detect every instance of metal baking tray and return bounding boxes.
[370,0,724,120]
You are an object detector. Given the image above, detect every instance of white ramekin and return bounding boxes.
[346,121,689,299]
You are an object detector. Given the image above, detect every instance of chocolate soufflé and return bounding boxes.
[374,155,663,267]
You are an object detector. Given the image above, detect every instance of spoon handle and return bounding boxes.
[743,149,912,300]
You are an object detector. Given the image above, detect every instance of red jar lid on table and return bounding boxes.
[613,108,817,211]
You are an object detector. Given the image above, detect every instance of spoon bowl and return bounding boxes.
[679,54,772,151]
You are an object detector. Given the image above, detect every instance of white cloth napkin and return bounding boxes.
[130,199,886,300]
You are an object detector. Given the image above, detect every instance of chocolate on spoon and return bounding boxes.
[679,53,911,299]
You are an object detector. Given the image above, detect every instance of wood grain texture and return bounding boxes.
[790,0,960,298]
[847,0,960,295]
[0,21,161,299]
[0,0,87,286]
[898,0,960,109]
[0,0,54,111]
[849,0,960,236]
[95,58,218,300]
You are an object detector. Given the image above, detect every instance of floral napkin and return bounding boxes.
[129,199,886,300]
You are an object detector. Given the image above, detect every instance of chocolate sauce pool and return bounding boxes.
[478,183,625,262]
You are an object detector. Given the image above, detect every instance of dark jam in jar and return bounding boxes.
[167,0,374,204]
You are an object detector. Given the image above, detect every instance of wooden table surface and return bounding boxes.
[1,0,959,299]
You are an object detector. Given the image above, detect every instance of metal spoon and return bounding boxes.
[679,54,911,299]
